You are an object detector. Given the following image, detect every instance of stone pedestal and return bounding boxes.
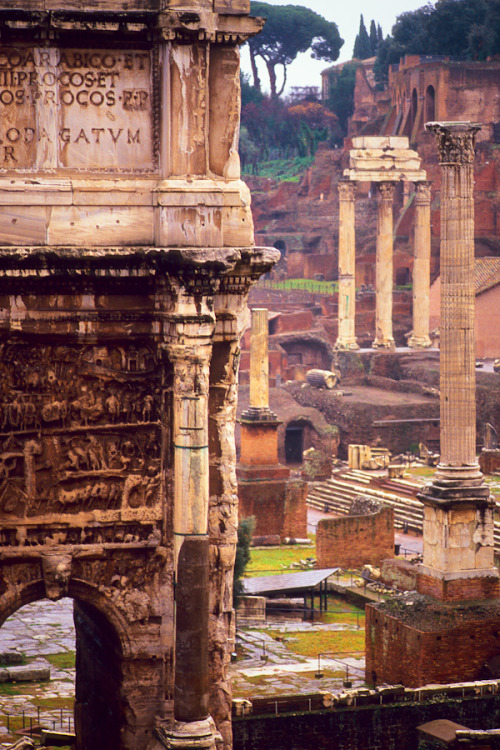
[373,182,396,349]
[408,181,432,348]
[335,180,358,350]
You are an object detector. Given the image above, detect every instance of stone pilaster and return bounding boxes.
[417,122,498,601]
[372,182,396,350]
[335,180,358,350]
[408,181,432,349]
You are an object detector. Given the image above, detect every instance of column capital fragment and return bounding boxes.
[338,179,356,201]
[414,180,432,204]
[375,181,396,201]
[425,121,481,165]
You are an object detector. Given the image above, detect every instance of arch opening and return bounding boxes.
[0,595,125,750]
[425,85,435,123]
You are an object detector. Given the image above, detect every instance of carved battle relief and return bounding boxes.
[0,342,162,530]
[0,47,156,171]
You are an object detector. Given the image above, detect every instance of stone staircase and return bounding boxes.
[307,470,500,552]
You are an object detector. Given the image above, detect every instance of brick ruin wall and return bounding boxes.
[316,506,394,569]
[365,605,500,687]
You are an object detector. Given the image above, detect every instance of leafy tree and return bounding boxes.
[248,2,343,97]
[241,72,264,107]
[233,516,255,605]
[374,0,500,84]
[328,62,359,134]
[353,15,371,59]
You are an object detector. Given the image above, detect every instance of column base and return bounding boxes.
[240,406,279,423]
[407,333,432,349]
[153,717,221,750]
[334,337,359,350]
[417,563,500,601]
[371,337,395,350]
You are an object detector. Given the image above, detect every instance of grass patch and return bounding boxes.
[0,682,32,696]
[246,546,315,576]
[269,628,365,658]
[45,652,75,670]
[33,696,74,710]
[243,156,314,182]
[404,465,435,479]
[256,277,338,294]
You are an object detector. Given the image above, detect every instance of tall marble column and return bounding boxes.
[335,179,358,350]
[417,122,499,602]
[373,182,396,349]
[408,181,432,348]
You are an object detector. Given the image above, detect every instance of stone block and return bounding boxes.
[7,666,50,682]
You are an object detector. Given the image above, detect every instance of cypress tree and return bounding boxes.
[353,15,371,59]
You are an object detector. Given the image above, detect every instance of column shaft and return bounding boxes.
[336,180,358,350]
[373,182,395,349]
[249,308,269,409]
[427,124,481,476]
[408,181,432,348]
[169,341,212,724]
[416,122,498,601]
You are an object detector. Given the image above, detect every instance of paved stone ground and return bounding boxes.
[0,598,75,745]
[231,620,365,698]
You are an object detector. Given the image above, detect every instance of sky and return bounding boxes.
[240,0,429,94]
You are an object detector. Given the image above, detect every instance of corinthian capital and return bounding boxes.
[338,179,356,201]
[375,181,395,202]
[425,121,481,165]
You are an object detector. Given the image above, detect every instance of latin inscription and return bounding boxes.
[0,48,154,171]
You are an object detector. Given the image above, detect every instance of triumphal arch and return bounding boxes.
[0,2,275,749]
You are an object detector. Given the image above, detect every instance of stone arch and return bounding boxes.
[0,573,153,750]
[273,239,287,258]
[425,84,435,122]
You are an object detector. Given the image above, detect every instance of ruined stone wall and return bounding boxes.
[233,691,500,750]
[316,507,394,569]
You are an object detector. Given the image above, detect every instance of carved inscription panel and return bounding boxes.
[0,342,163,533]
[0,47,155,171]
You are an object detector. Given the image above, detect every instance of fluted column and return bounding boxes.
[408,181,432,348]
[417,122,498,601]
[428,124,480,478]
[373,182,396,349]
[335,179,358,350]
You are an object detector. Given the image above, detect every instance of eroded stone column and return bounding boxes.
[408,181,432,348]
[247,308,275,418]
[335,179,358,350]
[373,182,396,349]
[417,122,498,601]
[161,308,219,750]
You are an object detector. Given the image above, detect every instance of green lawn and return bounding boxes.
[268,628,365,658]
[246,546,315,576]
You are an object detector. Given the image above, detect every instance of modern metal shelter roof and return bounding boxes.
[242,568,340,598]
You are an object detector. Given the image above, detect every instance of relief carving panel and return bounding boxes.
[0,342,163,535]
[0,47,156,171]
